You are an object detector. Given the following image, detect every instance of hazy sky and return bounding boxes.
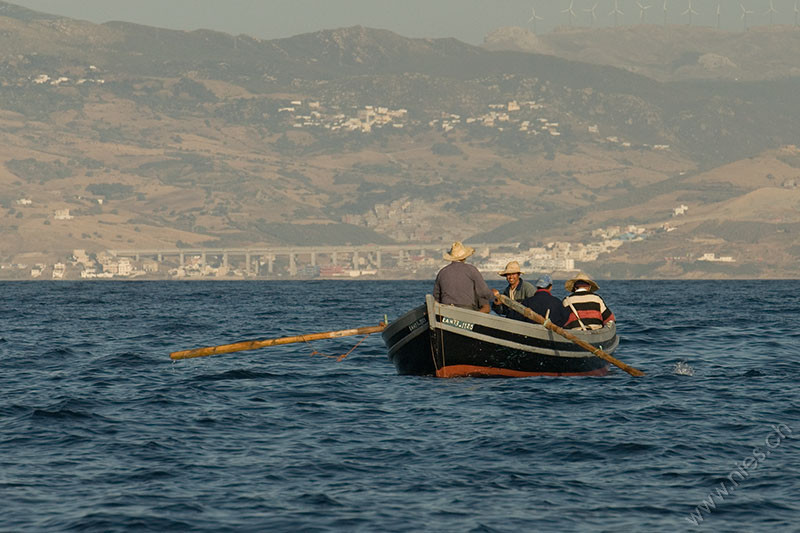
[7,0,800,44]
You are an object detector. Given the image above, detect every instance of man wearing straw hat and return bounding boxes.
[433,241,493,313]
[561,272,615,330]
[490,261,537,317]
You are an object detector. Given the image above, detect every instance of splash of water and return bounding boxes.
[673,360,694,376]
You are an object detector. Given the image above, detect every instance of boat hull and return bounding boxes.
[382,295,619,378]
[382,303,436,376]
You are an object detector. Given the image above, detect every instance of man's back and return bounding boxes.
[517,290,569,327]
[434,261,493,310]
[562,291,614,330]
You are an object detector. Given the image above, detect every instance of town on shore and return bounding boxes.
[1,219,736,281]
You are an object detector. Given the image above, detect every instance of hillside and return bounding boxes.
[483,24,800,82]
[1,1,799,278]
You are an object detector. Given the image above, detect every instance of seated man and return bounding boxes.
[490,261,537,317]
[433,241,493,313]
[516,274,570,327]
[561,273,615,330]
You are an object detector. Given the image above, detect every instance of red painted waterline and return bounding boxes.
[435,364,609,378]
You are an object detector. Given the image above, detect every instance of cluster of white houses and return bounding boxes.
[284,100,408,133]
[430,100,569,137]
[24,66,105,88]
[283,98,574,139]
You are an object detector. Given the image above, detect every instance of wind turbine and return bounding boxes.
[716,2,722,28]
[765,0,778,25]
[610,0,625,26]
[795,0,799,26]
[682,0,698,25]
[741,2,754,30]
[663,0,670,25]
[637,1,653,23]
[528,6,544,33]
[562,0,577,26]
[585,2,600,25]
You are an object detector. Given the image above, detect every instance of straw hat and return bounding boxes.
[498,261,524,276]
[564,272,599,293]
[443,241,475,261]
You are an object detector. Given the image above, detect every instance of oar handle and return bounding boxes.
[498,295,644,377]
[170,324,386,360]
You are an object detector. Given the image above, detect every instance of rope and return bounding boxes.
[305,332,374,362]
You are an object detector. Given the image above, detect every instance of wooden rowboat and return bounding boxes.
[382,295,619,378]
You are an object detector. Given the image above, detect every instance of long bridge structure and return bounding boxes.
[107,243,520,276]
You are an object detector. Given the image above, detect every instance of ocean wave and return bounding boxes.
[2,280,799,531]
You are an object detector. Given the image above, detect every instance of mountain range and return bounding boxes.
[1,1,799,278]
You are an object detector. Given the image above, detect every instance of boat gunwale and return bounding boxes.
[427,295,617,349]
[434,319,617,358]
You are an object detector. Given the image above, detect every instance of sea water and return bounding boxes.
[1,280,798,532]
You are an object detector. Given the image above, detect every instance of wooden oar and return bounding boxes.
[498,295,644,377]
[170,323,386,360]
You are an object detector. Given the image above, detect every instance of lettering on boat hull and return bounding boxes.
[407,317,427,333]
[440,316,474,331]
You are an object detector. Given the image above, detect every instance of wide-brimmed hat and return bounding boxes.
[498,261,524,276]
[535,274,553,288]
[565,272,599,293]
[443,241,475,261]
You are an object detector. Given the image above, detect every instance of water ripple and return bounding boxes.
[0,280,797,531]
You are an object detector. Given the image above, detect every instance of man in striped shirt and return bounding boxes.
[561,273,615,330]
